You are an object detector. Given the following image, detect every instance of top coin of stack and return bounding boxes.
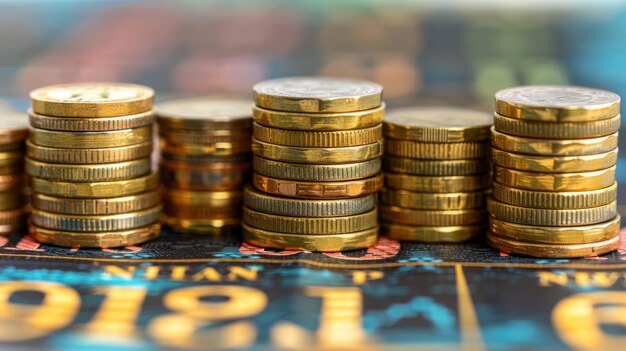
[156,97,253,234]
[245,77,385,252]
[488,85,621,258]
[381,107,493,242]
[27,83,161,248]
[0,111,29,235]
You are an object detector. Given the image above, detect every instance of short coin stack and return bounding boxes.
[26,83,161,248]
[381,107,493,242]
[244,77,385,251]
[156,97,252,234]
[488,85,621,258]
[0,112,29,235]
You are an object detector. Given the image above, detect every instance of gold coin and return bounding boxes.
[383,156,489,176]
[244,185,375,217]
[30,83,154,118]
[0,206,29,226]
[0,174,26,192]
[253,173,383,199]
[494,165,616,191]
[30,223,161,248]
[0,162,23,176]
[0,112,29,145]
[30,126,152,149]
[488,198,617,226]
[160,159,250,191]
[385,139,489,160]
[490,216,620,245]
[160,139,251,157]
[156,97,252,130]
[253,77,383,113]
[491,147,618,173]
[160,129,251,144]
[0,151,23,167]
[243,207,377,234]
[253,104,385,131]
[494,113,621,139]
[242,223,379,252]
[491,128,618,156]
[252,138,383,164]
[164,188,242,208]
[27,140,153,164]
[381,222,484,242]
[253,122,382,147]
[384,107,492,142]
[495,85,620,122]
[0,224,24,235]
[32,205,162,232]
[384,173,491,193]
[31,171,159,198]
[379,204,486,226]
[162,216,240,235]
[32,191,160,215]
[0,191,27,211]
[29,109,154,131]
[486,231,619,258]
[26,157,151,182]
[380,188,487,210]
[254,156,381,181]
[0,142,24,152]
[492,181,617,209]
[164,204,241,220]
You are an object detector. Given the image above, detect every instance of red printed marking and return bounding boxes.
[239,242,304,256]
[323,237,400,261]
[6,236,46,252]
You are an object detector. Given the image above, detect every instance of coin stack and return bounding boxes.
[0,112,29,235]
[156,97,252,234]
[26,83,161,248]
[244,77,384,251]
[488,85,621,258]
[381,107,493,242]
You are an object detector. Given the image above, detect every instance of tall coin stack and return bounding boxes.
[381,107,493,242]
[156,97,252,234]
[488,86,621,258]
[0,112,29,235]
[245,77,384,252]
[26,83,161,248]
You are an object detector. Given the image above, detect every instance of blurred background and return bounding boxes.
[1,0,625,179]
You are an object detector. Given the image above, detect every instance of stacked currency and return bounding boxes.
[0,112,29,235]
[488,86,621,258]
[244,77,384,251]
[381,107,493,242]
[156,97,252,234]
[26,83,161,248]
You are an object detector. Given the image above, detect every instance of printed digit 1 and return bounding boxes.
[81,286,148,338]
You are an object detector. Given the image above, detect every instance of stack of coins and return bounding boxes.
[26,83,161,248]
[156,97,252,234]
[488,86,621,258]
[381,107,493,242]
[0,112,29,235]
[244,77,384,251]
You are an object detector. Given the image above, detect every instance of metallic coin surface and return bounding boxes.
[160,139,251,157]
[32,205,162,232]
[0,112,29,145]
[494,165,616,191]
[0,207,29,226]
[0,191,27,211]
[243,207,377,234]
[0,162,23,176]
[162,216,241,235]
[491,147,618,173]
[33,191,160,215]
[30,223,161,248]
[489,216,620,245]
[253,122,382,147]
[252,138,383,164]
[385,139,489,160]
[253,173,383,199]
[253,104,385,131]
[30,126,152,149]
[0,151,23,167]
[379,204,486,226]
[380,188,487,210]
[495,85,620,122]
[30,83,154,117]
[244,185,375,217]
[493,113,620,139]
[384,107,492,142]
[29,109,154,131]
[381,222,485,243]
[253,77,383,113]
[254,156,381,181]
[27,140,153,164]
[26,157,151,182]
[242,223,379,252]
[156,97,252,130]
[491,128,618,156]
[164,204,241,220]
[165,188,242,207]
[384,173,491,193]
[0,174,26,192]
[160,159,250,191]
[31,172,159,198]
[160,129,251,144]
[492,181,617,209]
[486,231,619,258]
[0,224,24,235]
[383,156,489,176]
